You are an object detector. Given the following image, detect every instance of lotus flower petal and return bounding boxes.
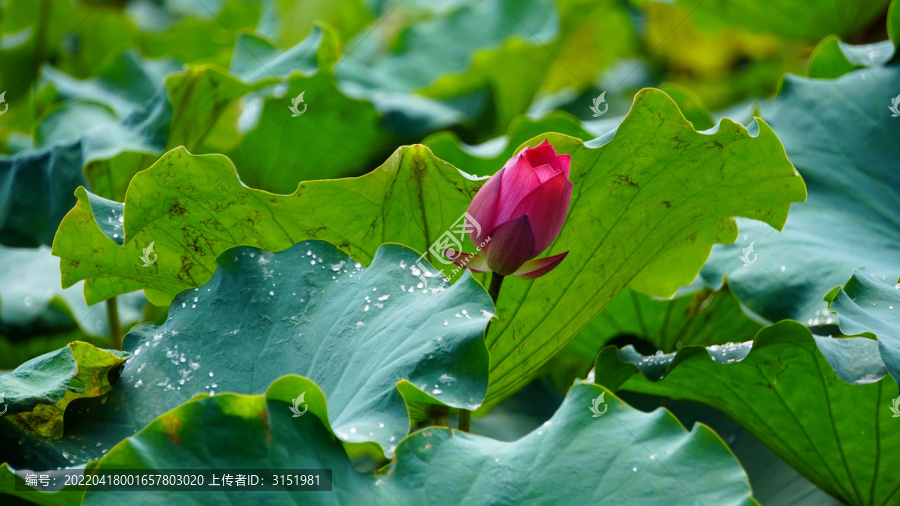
[495,156,542,224]
[483,215,536,275]
[466,168,504,245]
[510,171,572,254]
[524,140,570,178]
[511,251,569,279]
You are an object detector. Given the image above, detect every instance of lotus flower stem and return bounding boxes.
[107,297,122,350]
[487,273,505,304]
[459,273,505,433]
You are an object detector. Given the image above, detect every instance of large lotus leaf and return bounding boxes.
[164,26,337,153]
[701,55,900,325]
[481,89,805,407]
[224,71,396,193]
[0,341,129,439]
[826,270,900,385]
[0,141,87,247]
[667,0,892,42]
[593,320,899,505]
[0,377,754,504]
[542,283,763,393]
[53,144,481,306]
[0,245,144,338]
[8,240,492,468]
[563,285,764,360]
[39,50,181,118]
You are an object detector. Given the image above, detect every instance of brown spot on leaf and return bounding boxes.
[162,416,182,445]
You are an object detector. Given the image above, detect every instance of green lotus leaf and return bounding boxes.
[701,52,900,324]
[594,320,899,505]
[53,144,481,306]
[0,341,129,439]
[9,240,491,468]
[39,50,181,118]
[224,69,397,193]
[0,141,88,248]
[807,36,856,78]
[1,376,753,504]
[164,26,337,153]
[826,270,900,385]
[563,285,764,360]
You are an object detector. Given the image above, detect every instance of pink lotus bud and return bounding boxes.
[444,140,571,279]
